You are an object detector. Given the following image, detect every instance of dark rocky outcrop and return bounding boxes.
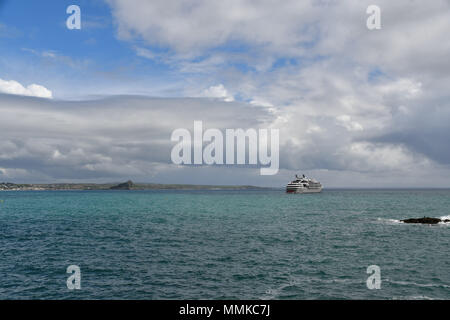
[401,217,450,224]
[110,180,134,190]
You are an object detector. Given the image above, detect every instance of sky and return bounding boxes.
[1,0,450,187]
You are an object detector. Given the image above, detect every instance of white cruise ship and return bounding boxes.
[286,174,323,194]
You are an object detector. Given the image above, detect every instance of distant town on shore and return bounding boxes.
[0,180,266,191]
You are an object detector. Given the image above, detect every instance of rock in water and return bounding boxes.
[401,217,442,224]
[110,180,134,190]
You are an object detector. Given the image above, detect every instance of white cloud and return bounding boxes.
[343,142,431,172]
[0,78,52,98]
[199,84,234,102]
[134,46,156,60]
[250,98,274,108]
[106,1,450,73]
[336,115,364,132]
[377,79,422,99]
[0,167,31,179]
[106,0,316,55]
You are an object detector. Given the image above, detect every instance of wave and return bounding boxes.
[386,279,450,289]
[392,295,437,300]
[260,277,362,299]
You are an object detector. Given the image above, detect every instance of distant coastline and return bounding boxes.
[0,180,267,191]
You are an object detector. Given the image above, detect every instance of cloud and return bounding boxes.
[199,84,234,102]
[336,115,364,132]
[0,78,52,98]
[0,94,273,183]
[106,1,450,68]
[1,92,450,187]
[3,1,450,187]
[106,0,316,54]
[134,46,157,60]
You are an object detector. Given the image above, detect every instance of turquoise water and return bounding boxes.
[0,189,449,300]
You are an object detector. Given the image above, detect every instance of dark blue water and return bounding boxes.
[0,189,448,299]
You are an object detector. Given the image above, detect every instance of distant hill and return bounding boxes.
[110,180,134,190]
[0,181,267,191]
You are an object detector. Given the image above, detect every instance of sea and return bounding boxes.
[0,189,448,300]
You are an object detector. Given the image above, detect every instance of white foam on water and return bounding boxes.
[260,276,361,299]
[392,295,436,300]
[260,282,291,300]
[377,218,402,224]
[437,215,450,226]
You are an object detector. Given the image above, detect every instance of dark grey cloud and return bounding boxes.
[0,93,276,183]
[370,97,450,165]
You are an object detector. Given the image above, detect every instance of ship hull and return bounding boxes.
[286,187,322,194]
